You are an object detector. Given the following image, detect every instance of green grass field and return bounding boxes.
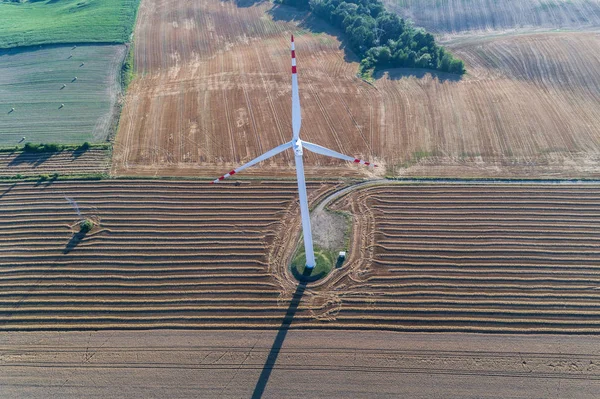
[0,0,140,49]
[0,44,126,145]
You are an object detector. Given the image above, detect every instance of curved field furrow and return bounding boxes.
[0,179,340,330]
[4,181,600,333]
[316,183,600,333]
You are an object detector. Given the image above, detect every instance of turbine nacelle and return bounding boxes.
[293,139,303,156]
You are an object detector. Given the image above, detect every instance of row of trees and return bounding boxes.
[279,0,465,75]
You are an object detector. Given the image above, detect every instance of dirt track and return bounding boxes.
[2,329,600,398]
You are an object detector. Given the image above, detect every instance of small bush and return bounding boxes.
[23,142,65,153]
[38,174,49,181]
[23,142,40,152]
[79,219,93,233]
[42,143,63,152]
[79,142,90,151]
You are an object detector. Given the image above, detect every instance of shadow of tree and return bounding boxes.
[267,3,464,81]
[232,0,265,7]
[63,231,86,254]
[72,146,89,160]
[34,174,57,188]
[8,151,55,168]
[251,279,308,398]
[0,183,16,199]
[374,67,463,82]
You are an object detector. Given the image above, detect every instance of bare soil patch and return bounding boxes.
[310,207,348,252]
[2,330,600,398]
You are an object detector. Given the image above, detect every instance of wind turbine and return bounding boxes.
[212,35,377,269]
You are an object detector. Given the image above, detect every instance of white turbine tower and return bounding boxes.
[212,35,376,269]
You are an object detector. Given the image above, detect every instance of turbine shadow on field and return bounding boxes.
[251,280,308,399]
[268,4,361,64]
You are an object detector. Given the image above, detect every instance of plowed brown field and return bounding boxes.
[2,180,600,333]
[114,0,600,178]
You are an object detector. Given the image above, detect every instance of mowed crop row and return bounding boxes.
[3,181,600,332]
[0,149,110,177]
[0,44,125,145]
[326,184,600,333]
[0,179,343,330]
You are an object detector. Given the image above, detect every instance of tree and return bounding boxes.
[438,52,452,72]
[449,59,465,74]
[416,53,432,69]
[301,0,466,75]
[376,13,404,45]
[349,25,375,55]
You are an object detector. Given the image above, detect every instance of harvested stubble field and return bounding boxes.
[385,0,600,36]
[2,180,600,333]
[0,149,110,178]
[0,179,343,330]
[115,0,600,178]
[326,183,600,333]
[0,44,126,145]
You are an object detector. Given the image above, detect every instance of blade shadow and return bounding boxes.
[251,278,308,399]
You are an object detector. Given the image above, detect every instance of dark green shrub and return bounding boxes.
[280,0,466,75]
[79,219,93,233]
[23,142,40,152]
[41,143,63,152]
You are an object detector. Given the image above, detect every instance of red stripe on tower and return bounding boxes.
[291,35,294,42]
[291,50,296,58]
[292,66,297,74]
[353,159,360,163]
[229,170,236,176]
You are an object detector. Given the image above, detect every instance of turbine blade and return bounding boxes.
[302,141,377,167]
[291,35,301,140]
[211,141,293,183]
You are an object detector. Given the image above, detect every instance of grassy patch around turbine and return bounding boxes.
[290,244,335,282]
